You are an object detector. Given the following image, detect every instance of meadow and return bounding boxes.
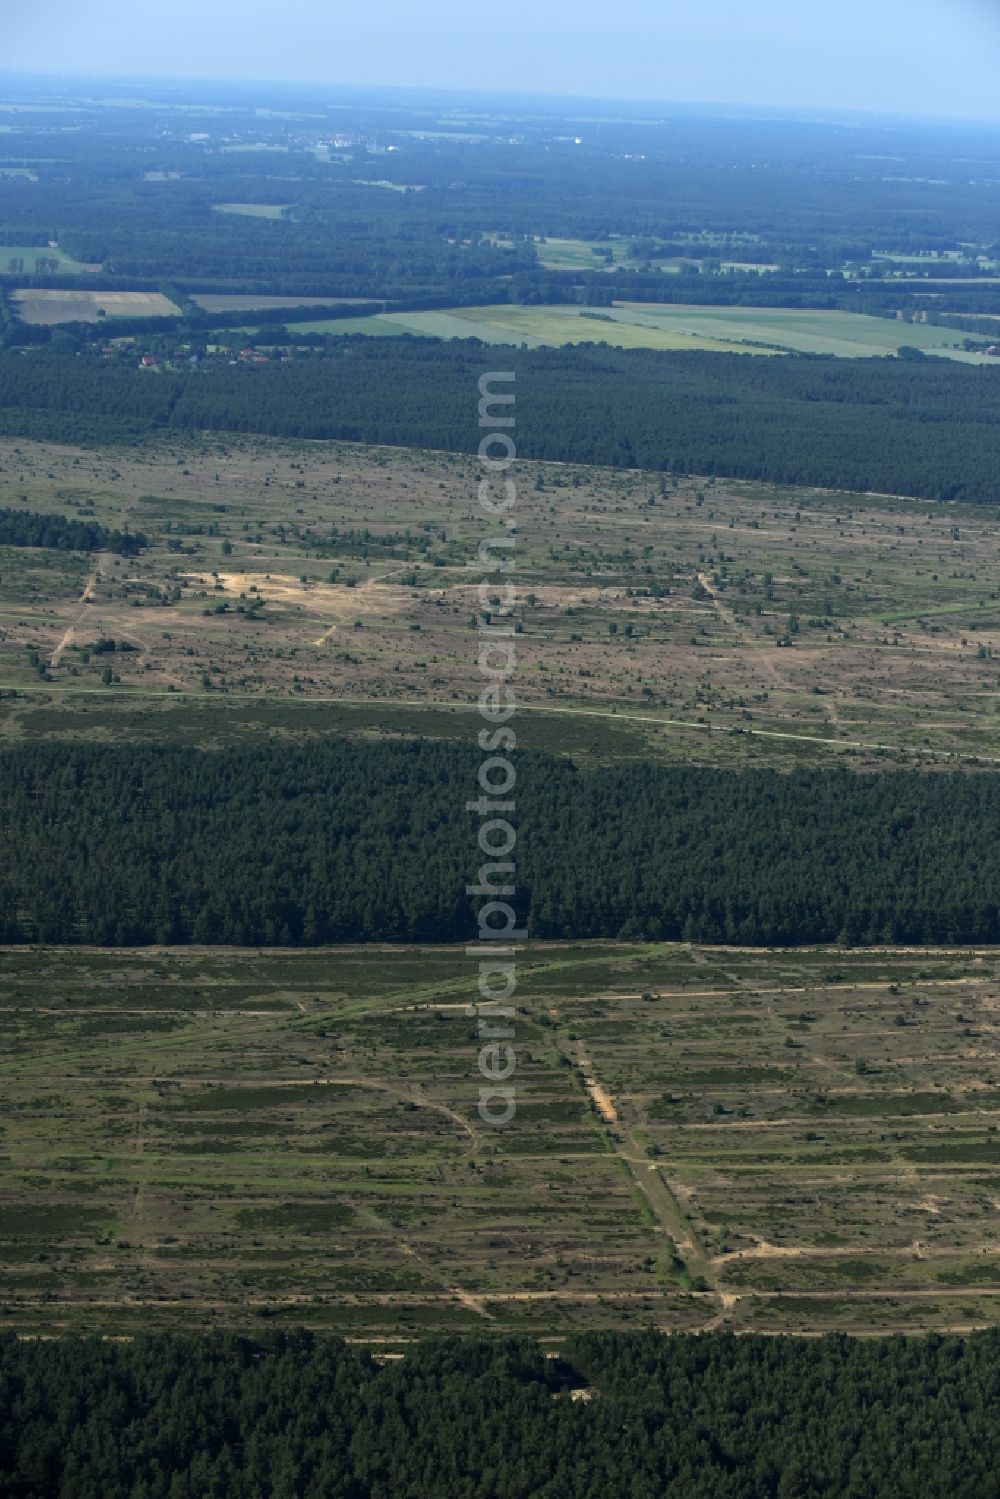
[4,941,1000,1340]
[0,244,97,276]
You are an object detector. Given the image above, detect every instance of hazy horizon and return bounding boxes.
[3,0,1000,124]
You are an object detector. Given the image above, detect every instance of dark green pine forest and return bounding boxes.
[3,740,1000,947]
[1,1329,998,1499]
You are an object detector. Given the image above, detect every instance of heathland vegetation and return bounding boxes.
[6,940,1000,1340]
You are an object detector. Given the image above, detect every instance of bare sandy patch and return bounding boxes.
[208,570,411,620]
[579,1062,618,1123]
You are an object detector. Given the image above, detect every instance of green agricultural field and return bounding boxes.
[0,244,97,276]
[281,304,762,352]
[274,301,990,361]
[4,941,1000,1339]
[276,313,415,337]
[607,302,990,359]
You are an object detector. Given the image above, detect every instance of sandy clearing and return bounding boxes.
[579,1060,618,1123]
[203,570,413,634]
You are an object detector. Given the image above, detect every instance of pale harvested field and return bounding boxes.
[11,289,178,325]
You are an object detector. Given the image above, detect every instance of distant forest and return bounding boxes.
[3,88,1000,302]
[1,1327,997,1498]
[5,740,1000,946]
[3,340,1000,502]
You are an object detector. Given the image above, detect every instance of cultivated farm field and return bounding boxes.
[279,304,760,351]
[11,290,178,325]
[273,302,991,361]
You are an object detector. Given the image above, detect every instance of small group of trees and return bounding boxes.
[0,506,146,555]
[5,255,59,276]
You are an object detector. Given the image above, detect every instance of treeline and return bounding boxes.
[5,740,1000,946]
[0,506,146,555]
[578,269,1000,318]
[1,1327,997,1497]
[12,282,1000,343]
[2,304,388,351]
[3,339,1000,501]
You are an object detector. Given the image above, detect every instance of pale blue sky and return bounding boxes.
[3,0,1000,120]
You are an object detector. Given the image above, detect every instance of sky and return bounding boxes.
[3,0,1000,121]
